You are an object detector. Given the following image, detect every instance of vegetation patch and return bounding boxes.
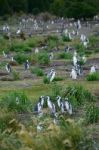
[58,52,72,59]
[85,103,99,124]
[87,72,99,81]
[0,92,33,113]
[31,67,44,76]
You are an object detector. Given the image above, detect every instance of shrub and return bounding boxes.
[85,50,92,55]
[26,37,46,48]
[47,35,58,49]
[87,72,99,81]
[0,117,95,150]
[63,85,95,107]
[0,92,32,113]
[51,83,62,98]
[75,44,85,54]
[85,104,99,124]
[14,53,31,64]
[43,76,50,84]
[58,52,72,59]
[10,43,24,52]
[53,77,64,81]
[62,34,71,42]
[89,36,99,48]
[22,46,32,52]
[47,35,58,41]
[31,67,44,76]
[26,39,37,48]
[10,43,32,53]
[0,109,14,132]
[12,70,20,80]
[31,54,38,64]
[38,53,50,65]
[48,39,57,49]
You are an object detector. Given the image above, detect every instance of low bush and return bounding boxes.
[38,53,50,65]
[58,52,72,59]
[12,70,20,80]
[62,34,71,42]
[85,51,92,55]
[75,44,85,54]
[51,83,62,98]
[63,85,95,107]
[14,53,31,64]
[10,43,32,53]
[0,117,95,150]
[85,104,99,124]
[47,35,58,41]
[0,92,32,113]
[43,76,50,84]
[53,77,64,81]
[46,35,59,49]
[87,72,99,81]
[0,109,14,132]
[31,67,44,76]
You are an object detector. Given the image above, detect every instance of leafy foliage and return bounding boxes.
[53,76,64,81]
[87,72,99,81]
[58,52,72,59]
[63,85,95,107]
[14,53,31,64]
[31,67,44,76]
[10,43,32,53]
[12,70,20,80]
[62,34,71,42]
[43,76,50,84]
[0,92,32,113]
[38,52,50,65]
[85,104,99,124]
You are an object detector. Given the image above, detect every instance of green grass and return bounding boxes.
[0,79,99,101]
[31,67,44,76]
[58,52,72,59]
[87,72,99,81]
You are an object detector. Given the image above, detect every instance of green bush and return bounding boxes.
[85,104,99,124]
[38,53,50,65]
[43,76,50,84]
[58,52,72,59]
[31,67,44,76]
[49,40,56,49]
[14,53,31,64]
[31,54,38,64]
[10,43,32,53]
[47,35,58,49]
[47,35,58,41]
[51,83,62,98]
[85,51,92,55]
[62,34,71,42]
[0,109,14,132]
[94,49,99,53]
[26,39,37,48]
[12,70,20,80]
[63,85,95,107]
[26,37,46,48]
[0,92,32,113]
[53,77,64,81]
[89,36,99,48]
[87,72,99,81]
[75,44,85,54]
